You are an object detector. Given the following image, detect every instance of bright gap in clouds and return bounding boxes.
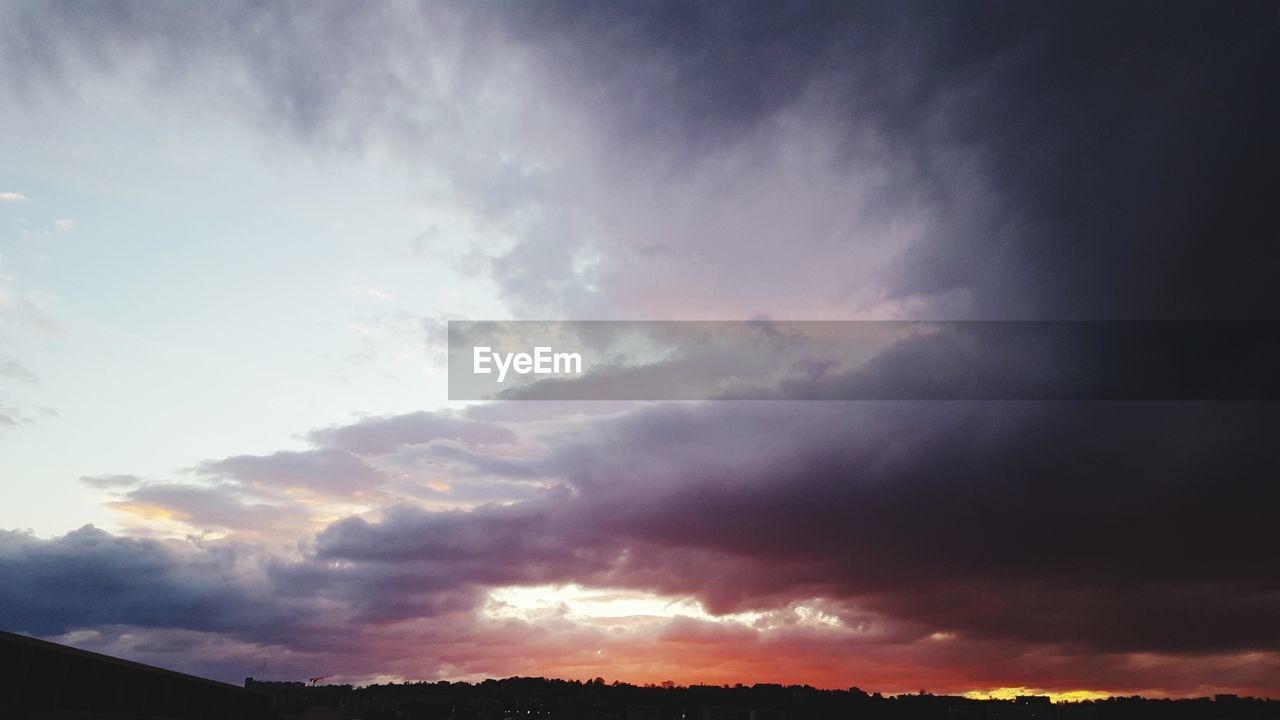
[483,584,844,630]
[484,584,755,624]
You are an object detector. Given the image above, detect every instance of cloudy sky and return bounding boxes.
[2,0,1278,700]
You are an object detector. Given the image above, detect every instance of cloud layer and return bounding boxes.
[6,399,1279,695]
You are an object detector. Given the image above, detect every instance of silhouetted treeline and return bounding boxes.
[244,677,1280,720]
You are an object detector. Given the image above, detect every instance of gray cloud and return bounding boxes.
[309,411,516,455]
[0,1,971,321]
[79,474,146,489]
[0,355,38,384]
[486,1,1280,320]
[111,483,307,535]
[308,400,1280,654]
[0,526,302,639]
[5,2,1275,323]
[197,448,385,499]
[4,398,1279,690]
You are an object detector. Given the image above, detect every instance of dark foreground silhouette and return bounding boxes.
[3,630,1276,720]
[246,678,1279,720]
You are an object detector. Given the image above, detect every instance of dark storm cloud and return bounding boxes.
[490,0,1280,319]
[0,525,299,637]
[4,2,1275,320]
[4,399,1279,688]
[313,498,612,597]
[0,519,486,646]
[50,401,1280,657]
[0,524,472,666]
[311,401,1280,654]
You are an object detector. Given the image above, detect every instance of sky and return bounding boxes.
[2,0,1279,700]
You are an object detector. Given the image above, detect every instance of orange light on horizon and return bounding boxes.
[962,688,1113,703]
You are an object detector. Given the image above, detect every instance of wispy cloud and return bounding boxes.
[0,355,38,384]
[79,474,146,490]
[0,191,31,202]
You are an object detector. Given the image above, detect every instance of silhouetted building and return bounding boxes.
[0,630,270,719]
